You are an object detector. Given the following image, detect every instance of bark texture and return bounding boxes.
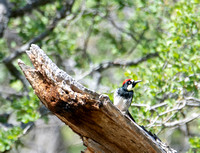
[18,44,176,153]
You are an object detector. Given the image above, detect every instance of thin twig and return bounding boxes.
[3,0,75,64]
[127,22,149,55]
[162,113,200,128]
[3,0,75,89]
[82,17,94,63]
[79,52,159,80]
[107,14,138,42]
[0,0,9,37]
[10,0,55,17]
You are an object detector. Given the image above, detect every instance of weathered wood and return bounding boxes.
[18,44,176,153]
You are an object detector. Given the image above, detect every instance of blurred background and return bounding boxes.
[0,0,200,152]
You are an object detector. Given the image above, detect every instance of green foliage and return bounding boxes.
[188,136,200,153]
[0,90,40,152]
[1,0,200,152]
[12,91,40,123]
[0,39,7,61]
[189,137,200,148]
[0,127,22,152]
[121,1,200,134]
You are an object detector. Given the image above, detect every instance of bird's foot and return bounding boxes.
[99,94,110,101]
[98,94,111,107]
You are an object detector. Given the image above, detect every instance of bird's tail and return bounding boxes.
[126,111,177,152]
[126,111,135,122]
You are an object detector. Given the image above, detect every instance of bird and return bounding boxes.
[114,79,141,121]
[113,79,177,151]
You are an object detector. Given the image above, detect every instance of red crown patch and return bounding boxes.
[122,79,132,85]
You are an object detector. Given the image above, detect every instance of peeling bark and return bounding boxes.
[18,44,176,153]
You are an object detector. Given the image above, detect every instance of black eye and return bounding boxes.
[128,81,131,84]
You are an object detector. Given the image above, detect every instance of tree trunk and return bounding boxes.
[18,44,176,153]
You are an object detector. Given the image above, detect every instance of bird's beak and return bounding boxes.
[134,80,142,84]
[132,80,141,87]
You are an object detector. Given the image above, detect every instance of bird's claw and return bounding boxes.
[98,94,110,108]
[99,94,110,101]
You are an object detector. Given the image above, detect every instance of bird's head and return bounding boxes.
[122,79,141,91]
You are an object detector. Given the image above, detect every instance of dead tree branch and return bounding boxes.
[18,44,176,153]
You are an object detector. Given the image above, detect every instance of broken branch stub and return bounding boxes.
[18,44,175,153]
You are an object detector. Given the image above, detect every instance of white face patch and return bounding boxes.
[127,84,133,91]
[127,80,134,91]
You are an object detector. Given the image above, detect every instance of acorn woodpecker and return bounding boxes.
[114,79,141,121]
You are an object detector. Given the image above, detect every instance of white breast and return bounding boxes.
[114,90,132,114]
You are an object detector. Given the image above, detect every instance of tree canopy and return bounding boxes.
[0,0,200,152]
